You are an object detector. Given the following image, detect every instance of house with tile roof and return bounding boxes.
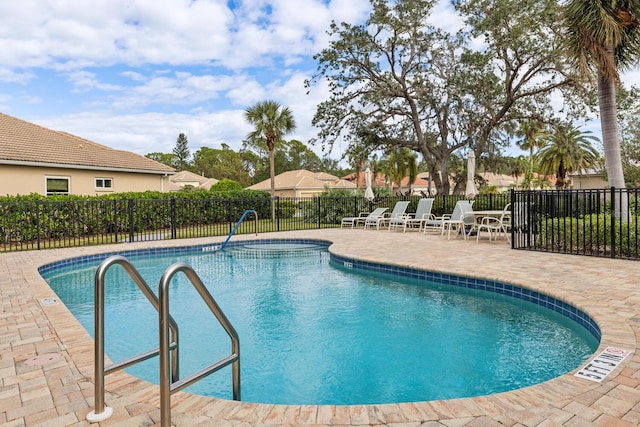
[477,172,517,192]
[247,169,356,197]
[0,113,175,196]
[342,170,388,189]
[166,170,218,191]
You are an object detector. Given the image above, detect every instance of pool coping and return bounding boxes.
[3,229,640,425]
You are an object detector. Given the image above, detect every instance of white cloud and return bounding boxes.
[0,68,36,84]
[0,0,369,161]
[120,71,146,82]
[108,72,249,110]
[429,0,464,33]
[226,79,268,106]
[0,1,368,72]
[0,0,234,68]
[36,110,251,156]
[31,69,333,159]
[68,71,123,92]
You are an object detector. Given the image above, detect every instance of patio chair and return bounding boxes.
[365,201,410,230]
[388,198,435,232]
[341,207,387,228]
[424,200,474,239]
[476,203,511,242]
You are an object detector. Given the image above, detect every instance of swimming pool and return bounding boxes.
[41,239,599,405]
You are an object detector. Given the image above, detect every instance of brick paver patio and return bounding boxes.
[1,229,640,426]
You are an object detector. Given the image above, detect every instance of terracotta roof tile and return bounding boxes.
[0,112,175,174]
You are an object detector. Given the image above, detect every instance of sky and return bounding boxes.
[2,1,639,166]
[0,0,377,162]
[0,0,470,164]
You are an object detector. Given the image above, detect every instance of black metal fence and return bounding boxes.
[6,190,639,260]
[0,193,510,252]
[511,188,640,259]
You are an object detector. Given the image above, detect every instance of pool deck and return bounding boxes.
[2,228,640,426]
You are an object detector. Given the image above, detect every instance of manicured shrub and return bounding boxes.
[210,179,243,192]
[537,214,640,258]
[0,190,273,242]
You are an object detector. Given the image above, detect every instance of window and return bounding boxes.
[95,178,113,190]
[46,177,70,195]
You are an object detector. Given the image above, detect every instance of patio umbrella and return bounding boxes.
[364,168,375,201]
[465,152,477,199]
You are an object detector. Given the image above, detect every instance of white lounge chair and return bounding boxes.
[388,198,435,232]
[341,207,387,228]
[366,201,410,230]
[425,200,474,239]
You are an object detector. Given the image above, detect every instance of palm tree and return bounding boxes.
[537,124,600,189]
[245,101,296,220]
[385,148,417,195]
[510,156,529,189]
[345,144,371,189]
[564,0,640,215]
[515,121,548,189]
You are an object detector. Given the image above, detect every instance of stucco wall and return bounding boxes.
[0,165,170,196]
[570,175,608,190]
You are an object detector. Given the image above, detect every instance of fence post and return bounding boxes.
[610,187,616,258]
[112,199,118,242]
[170,198,177,240]
[509,189,515,249]
[317,197,321,229]
[128,199,135,243]
[276,197,281,231]
[36,200,41,250]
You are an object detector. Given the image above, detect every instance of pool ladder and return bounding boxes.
[87,255,240,427]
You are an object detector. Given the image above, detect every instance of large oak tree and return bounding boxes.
[308,0,587,194]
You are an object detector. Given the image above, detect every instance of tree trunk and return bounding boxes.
[269,147,276,221]
[598,72,628,220]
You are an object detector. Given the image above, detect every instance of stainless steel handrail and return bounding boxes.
[87,255,180,423]
[221,209,258,250]
[158,262,240,427]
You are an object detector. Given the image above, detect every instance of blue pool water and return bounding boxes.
[42,241,599,405]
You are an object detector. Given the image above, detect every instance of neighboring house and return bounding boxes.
[247,169,356,197]
[478,172,557,191]
[402,173,437,195]
[568,168,608,189]
[343,171,438,195]
[0,113,175,196]
[478,172,517,192]
[167,170,218,191]
[342,171,387,189]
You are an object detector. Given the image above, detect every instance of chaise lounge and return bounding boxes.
[367,201,410,230]
[388,198,435,232]
[341,207,388,228]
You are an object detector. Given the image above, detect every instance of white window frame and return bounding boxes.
[95,177,113,191]
[45,176,70,196]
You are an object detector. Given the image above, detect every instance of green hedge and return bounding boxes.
[537,214,640,258]
[0,190,272,243]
